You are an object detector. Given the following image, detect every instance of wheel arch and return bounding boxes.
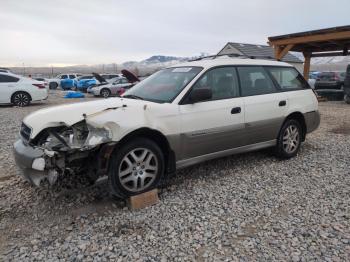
[282,112,307,141]
[100,87,111,96]
[11,90,32,103]
[102,127,176,176]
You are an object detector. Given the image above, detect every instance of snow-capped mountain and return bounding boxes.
[122,53,210,68]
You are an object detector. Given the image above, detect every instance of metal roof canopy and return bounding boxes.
[268,25,350,80]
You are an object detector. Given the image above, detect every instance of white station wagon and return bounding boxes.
[14,58,320,197]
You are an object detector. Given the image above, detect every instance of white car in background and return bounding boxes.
[0,72,48,106]
[89,71,139,97]
[90,77,135,97]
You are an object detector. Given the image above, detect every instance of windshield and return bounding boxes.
[123,66,202,103]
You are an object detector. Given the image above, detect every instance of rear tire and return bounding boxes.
[275,119,302,159]
[49,82,58,90]
[108,138,164,198]
[12,92,31,107]
[344,94,350,104]
[101,88,111,98]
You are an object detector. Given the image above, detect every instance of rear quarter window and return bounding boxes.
[266,67,307,90]
[0,74,19,83]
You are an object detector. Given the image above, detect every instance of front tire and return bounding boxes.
[101,88,111,98]
[108,138,164,198]
[275,119,302,159]
[49,82,58,90]
[12,92,31,107]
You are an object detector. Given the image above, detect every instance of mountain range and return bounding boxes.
[6,53,350,77]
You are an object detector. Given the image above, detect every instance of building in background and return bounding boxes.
[217,42,303,72]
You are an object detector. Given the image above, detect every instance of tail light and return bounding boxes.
[33,83,46,89]
[117,88,126,96]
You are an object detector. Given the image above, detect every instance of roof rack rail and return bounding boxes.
[188,54,277,62]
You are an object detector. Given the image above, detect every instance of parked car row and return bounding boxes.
[46,73,122,91]
[0,70,141,106]
[89,70,140,97]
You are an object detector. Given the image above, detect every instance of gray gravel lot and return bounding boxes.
[0,93,349,261]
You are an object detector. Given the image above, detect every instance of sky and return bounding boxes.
[1,0,349,67]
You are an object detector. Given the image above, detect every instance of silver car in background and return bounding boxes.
[89,70,140,98]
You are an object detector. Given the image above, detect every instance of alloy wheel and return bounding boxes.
[13,93,29,107]
[282,124,300,154]
[118,148,158,192]
[101,89,110,98]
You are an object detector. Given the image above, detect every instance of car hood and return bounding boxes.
[121,69,140,83]
[92,73,107,84]
[23,98,153,139]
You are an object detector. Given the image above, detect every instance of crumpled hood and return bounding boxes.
[23,98,149,139]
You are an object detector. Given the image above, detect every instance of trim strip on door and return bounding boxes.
[176,139,276,169]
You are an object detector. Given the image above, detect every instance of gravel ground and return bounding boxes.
[0,94,349,261]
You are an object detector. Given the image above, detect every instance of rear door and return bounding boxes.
[0,74,20,103]
[237,66,287,145]
[179,66,245,160]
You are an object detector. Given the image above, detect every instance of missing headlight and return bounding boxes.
[37,121,111,151]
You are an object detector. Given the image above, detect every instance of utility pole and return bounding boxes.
[22,62,25,76]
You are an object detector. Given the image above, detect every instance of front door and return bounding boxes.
[179,66,245,160]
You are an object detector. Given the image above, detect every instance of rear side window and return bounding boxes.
[192,67,240,100]
[0,74,19,83]
[237,66,276,96]
[267,67,306,90]
[69,75,76,79]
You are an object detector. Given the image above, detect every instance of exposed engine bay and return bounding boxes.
[23,120,114,186]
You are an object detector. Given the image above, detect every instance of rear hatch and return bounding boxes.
[316,72,338,86]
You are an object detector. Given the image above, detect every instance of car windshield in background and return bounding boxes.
[123,67,203,103]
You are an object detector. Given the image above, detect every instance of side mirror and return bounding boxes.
[189,88,212,103]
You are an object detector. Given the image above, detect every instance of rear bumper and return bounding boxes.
[13,139,48,186]
[315,82,343,89]
[304,111,320,134]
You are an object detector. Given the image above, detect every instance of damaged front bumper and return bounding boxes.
[13,139,58,186]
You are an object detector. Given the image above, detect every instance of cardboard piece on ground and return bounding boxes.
[128,189,159,210]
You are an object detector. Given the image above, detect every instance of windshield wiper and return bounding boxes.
[123,94,144,100]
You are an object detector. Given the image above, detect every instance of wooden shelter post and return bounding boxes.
[303,52,311,81]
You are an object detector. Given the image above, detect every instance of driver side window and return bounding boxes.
[192,67,239,100]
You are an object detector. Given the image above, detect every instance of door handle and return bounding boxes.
[231,107,241,114]
[279,100,286,107]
